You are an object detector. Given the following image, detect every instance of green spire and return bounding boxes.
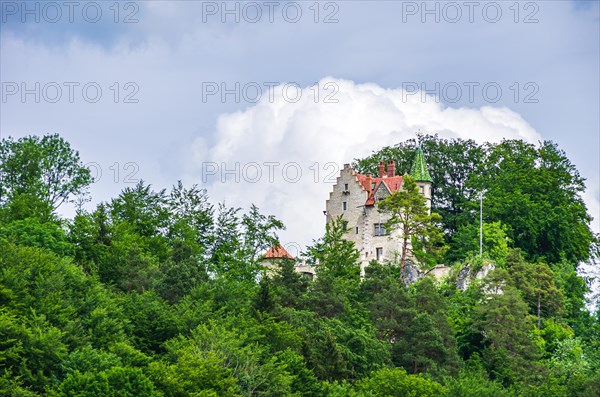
[410,147,433,183]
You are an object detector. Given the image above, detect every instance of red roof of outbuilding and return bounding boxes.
[263,244,295,260]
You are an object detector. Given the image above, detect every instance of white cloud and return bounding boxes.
[186,77,574,249]
[2,2,597,246]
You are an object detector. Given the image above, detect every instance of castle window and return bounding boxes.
[355,226,359,234]
[420,186,424,194]
[343,202,347,211]
[344,183,348,190]
[376,247,383,261]
[374,223,386,236]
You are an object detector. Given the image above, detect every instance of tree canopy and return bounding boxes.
[0,134,92,216]
[1,133,598,396]
[355,135,595,266]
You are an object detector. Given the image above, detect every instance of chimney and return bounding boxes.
[378,161,385,177]
[366,173,373,194]
[387,160,396,177]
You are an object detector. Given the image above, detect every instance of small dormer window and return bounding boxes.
[371,182,376,189]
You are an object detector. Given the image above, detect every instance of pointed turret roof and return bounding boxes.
[262,244,295,260]
[410,147,433,183]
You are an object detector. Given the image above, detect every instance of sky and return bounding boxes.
[1,0,599,258]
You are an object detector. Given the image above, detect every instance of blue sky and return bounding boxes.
[1,0,599,251]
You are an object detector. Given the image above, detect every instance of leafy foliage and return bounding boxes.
[0,133,597,396]
[355,135,594,266]
[0,134,92,214]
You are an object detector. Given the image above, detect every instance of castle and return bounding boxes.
[325,147,433,274]
[263,147,434,277]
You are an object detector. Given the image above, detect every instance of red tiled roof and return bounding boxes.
[356,174,403,206]
[263,244,295,260]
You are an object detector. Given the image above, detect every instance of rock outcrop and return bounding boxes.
[399,260,496,289]
[455,260,496,291]
[401,261,423,285]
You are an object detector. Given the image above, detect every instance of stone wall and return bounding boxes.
[326,164,403,274]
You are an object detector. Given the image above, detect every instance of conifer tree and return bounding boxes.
[378,175,446,270]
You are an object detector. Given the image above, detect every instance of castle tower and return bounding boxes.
[410,146,433,212]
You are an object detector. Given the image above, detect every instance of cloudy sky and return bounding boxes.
[1,0,599,254]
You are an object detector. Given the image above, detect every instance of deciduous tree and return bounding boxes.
[0,134,92,214]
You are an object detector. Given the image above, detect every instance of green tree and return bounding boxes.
[268,258,309,310]
[549,338,590,384]
[0,218,73,257]
[209,204,244,276]
[0,134,92,215]
[471,286,543,386]
[241,204,285,263]
[60,345,122,375]
[356,137,594,265]
[0,240,129,352]
[208,204,284,282]
[168,181,214,248]
[286,312,388,382]
[68,210,99,270]
[445,364,510,397]
[159,321,296,396]
[378,175,446,270]
[410,279,461,376]
[156,239,209,304]
[149,349,239,396]
[0,309,68,393]
[552,261,590,335]
[161,182,213,302]
[361,265,459,378]
[448,221,510,265]
[506,250,564,329]
[306,216,360,280]
[475,140,593,264]
[54,366,159,397]
[361,262,412,340]
[100,227,161,293]
[306,217,361,318]
[119,291,178,355]
[109,181,169,240]
[356,367,447,397]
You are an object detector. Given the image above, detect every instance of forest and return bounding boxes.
[0,133,599,396]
